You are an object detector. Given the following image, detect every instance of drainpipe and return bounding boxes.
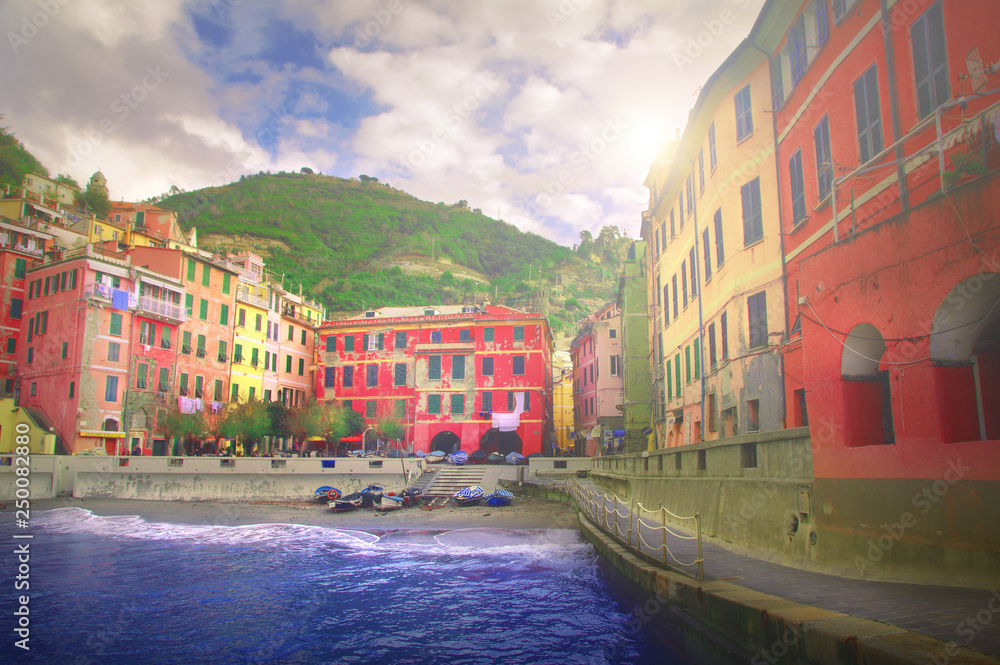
[881,0,910,211]
[749,39,790,428]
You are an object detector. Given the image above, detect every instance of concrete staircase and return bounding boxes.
[422,465,488,498]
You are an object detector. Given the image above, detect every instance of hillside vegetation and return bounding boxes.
[160,172,628,336]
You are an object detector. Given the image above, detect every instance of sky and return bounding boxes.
[1,0,765,247]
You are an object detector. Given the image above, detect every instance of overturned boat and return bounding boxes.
[453,486,484,507]
[483,489,515,507]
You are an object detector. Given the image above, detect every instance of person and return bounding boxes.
[132,444,141,456]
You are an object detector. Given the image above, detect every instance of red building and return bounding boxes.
[317,303,553,455]
[764,0,1000,581]
[1,221,52,398]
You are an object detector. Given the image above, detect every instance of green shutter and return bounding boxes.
[429,355,441,380]
[110,312,122,336]
[326,336,337,352]
[345,335,355,352]
[666,359,672,400]
[484,327,494,342]
[202,264,211,287]
[377,332,384,350]
[675,353,681,392]
[513,326,524,341]
[452,355,465,380]
[14,258,26,279]
[428,394,441,414]
[451,393,464,414]
[220,304,229,325]
[199,299,208,320]
[186,258,195,281]
[685,346,691,384]
[185,293,193,315]
[694,341,700,380]
[222,273,231,295]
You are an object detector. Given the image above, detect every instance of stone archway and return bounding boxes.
[841,324,894,446]
[430,430,461,453]
[478,428,523,455]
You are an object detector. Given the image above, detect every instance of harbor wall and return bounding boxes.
[587,428,1000,588]
[0,456,424,501]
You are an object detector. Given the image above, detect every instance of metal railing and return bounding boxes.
[136,295,187,323]
[567,478,704,580]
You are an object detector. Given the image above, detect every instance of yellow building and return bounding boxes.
[552,368,574,452]
[0,399,56,454]
[644,39,784,448]
[219,254,269,403]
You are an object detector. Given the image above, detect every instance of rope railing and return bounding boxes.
[566,479,704,580]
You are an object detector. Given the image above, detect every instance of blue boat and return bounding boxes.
[483,489,515,507]
[314,486,336,501]
[505,452,526,465]
[448,450,469,465]
[453,486,484,507]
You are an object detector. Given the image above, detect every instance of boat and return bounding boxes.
[505,452,526,465]
[486,452,506,464]
[314,486,340,501]
[400,488,423,507]
[447,450,469,465]
[469,450,486,464]
[330,492,364,512]
[483,489,515,507]
[425,450,447,464]
[359,485,383,508]
[453,486,484,507]
[375,494,404,511]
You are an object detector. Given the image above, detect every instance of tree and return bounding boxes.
[342,406,366,437]
[577,229,594,258]
[76,181,111,218]
[287,398,335,448]
[375,414,404,442]
[266,401,292,439]
[440,270,454,286]
[156,405,207,455]
[218,398,270,455]
[56,174,80,189]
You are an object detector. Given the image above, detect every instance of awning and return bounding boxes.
[340,435,363,442]
[80,430,126,438]
[307,436,326,441]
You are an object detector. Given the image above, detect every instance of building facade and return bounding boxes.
[570,301,623,456]
[618,241,653,452]
[317,304,553,455]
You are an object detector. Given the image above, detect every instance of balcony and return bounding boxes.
[236,288,269,308]
[136,295,187,324]
[82,282,114,301]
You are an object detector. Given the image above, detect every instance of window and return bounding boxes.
[429,355,442,380]
[182,331,192,354]
[301,330,306,346]
[512,355,525,376]
[741,178,764,246]
[68,382,74,399]
[834,0,861,22]
[288,325,294,342]
[186,258,195,281]
[324,367,336,388]
[136,363,148,389]
[237,308,246,327]
[159,368,169,392]
[197,335,206,357]
[815,115,833,201]
[670,209,676,237]
[609,329,617,338]
[790,14,807,85]
[911,2,948,119]
[734,85,753,141]
[748,292,768,349]
[666,359,673,400]
[789,149,807,224]
[694,341,700,380]
[657,275,662,307]
[222,273,231,295]
[199,299,208,321]
[14,257,25,279]
[689,247,697,297]
[430,330,442,343]
[428,394,441,414]
[395,399,406,418]
[451,394,465,415]
[220,304,229,325]
[655,228,661,257]
[452,355,466,380]
[747,399,761,432]
[344,366,354,387]
[27,347,33,363]
[110,312,122,336]
[482,392,493,412]
[394,363,407,386]
[231,383,240,402]
[9,298,21,320]
[709,322,717,368]
[685,174,694,215]
[326,336,337,352]
[105,376,118,402]
[672,275,679,319]
[721,312,729,359]
[854,65,883,164]
[185,294,193,317]
[703,228,712,282]
[214,379,223,401]
[395,331,407,348]
[5,337,14,354]
[459,329,472,342]
[681,262,688,306]
[816,0,829,46]
[610,355,620,376]
[771,52,785,110]
[513,326,524,342]
[345,335,355,352]
[30,382,36,397]
[285,355,292,372]
[482,357,494,376]
[366,400,377,419]
[201,264,211,287]
[484,327,494,342]
[218,340,228,363]
[366,364,378,387]
[685,346,692,385]
[256,313,263,332]
[698,149,705,192]
[160,327,172,349]
[179,373,189,396]
[708,121,717,171]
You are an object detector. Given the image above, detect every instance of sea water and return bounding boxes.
[1,508,688,664]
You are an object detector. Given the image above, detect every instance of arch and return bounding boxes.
[841,323,886,378]
[478,428,523,455]
[840,324,894,446]
[930,274,1000,441]
[430,430,461,454]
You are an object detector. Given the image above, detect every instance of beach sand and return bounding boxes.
[26,493,580,532]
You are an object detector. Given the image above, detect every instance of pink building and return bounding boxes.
[570,301,623,455]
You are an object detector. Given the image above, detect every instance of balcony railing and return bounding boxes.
[136,295,187,324]
[236,289,269,308]
[83,282,114,301]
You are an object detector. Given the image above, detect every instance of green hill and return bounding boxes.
[160,172,625,336]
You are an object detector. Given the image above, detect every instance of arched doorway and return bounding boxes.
[478,428,522,455]
[841,323,894,446]
[430,430,461,453]
[102,418,123,455]
[931,274,1000,441]
[363,428,379,452]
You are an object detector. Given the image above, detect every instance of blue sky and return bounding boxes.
[1,0,764,246]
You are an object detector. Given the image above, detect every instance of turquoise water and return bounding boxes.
[1,508,687,664]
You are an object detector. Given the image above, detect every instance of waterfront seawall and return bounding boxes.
[589,428,1000,589]
[0,456,424,501]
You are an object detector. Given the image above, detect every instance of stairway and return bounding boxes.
[422,465,488,498]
